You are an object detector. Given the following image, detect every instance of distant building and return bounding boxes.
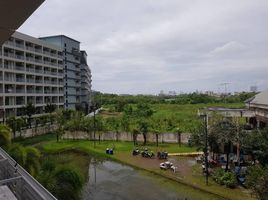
[246,90,268,128]
[250,85,258,93]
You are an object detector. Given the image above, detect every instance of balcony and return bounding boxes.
[15,43,24,49]
[26,79,35,83]
[36,90,43,94]
[26,57,35,62]
[27,89,35,94]
[26,68,35,73]
[35,79,43,84]
[4,64,13,70]
[4,77,14,82]
[26,46,35,51]
[15,54,24,60]
[16,89,25,93]
[4,52,14,58]
[16,78,25,83]
[35,59,42,63]
[15,65,25,71]
[35,69,43,74]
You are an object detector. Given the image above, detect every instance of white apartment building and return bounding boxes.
[0,32,64,120]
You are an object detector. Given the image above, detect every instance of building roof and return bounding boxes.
[0,0,44,45]
[39,35,80,43]
[247,90,268,106]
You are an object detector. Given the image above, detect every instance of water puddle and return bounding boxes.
[82,159,222,200]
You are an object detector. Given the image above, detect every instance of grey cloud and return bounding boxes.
[19,0,268,94]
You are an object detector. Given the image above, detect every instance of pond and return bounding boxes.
[82,159,223,200]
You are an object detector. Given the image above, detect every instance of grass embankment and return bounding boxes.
[17,133,255,200]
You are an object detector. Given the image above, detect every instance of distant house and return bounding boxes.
[246,90,268,128]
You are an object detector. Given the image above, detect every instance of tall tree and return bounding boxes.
[23,103,36,128]
[210,117,237,171]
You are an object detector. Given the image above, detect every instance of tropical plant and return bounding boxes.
[8,144,27,165]
[0,124,12,148]
[8,144,41,177]
[6,116,17,138]
[24,146,41,177]
[38,160,84,200]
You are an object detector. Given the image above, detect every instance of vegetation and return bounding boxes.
[0,124,12,148]
[246,165,268,200]
[212,168,237,188]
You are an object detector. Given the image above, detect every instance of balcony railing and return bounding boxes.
[15,55,24,60]
[16,78,25,82]
[15,66,25,71]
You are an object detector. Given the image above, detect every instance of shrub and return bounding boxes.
[212,168,237,188]
[221,172,237,188]
[212,168,225,185]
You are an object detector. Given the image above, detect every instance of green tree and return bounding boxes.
[0,124,11,148]
[23,103,36,128]
[246,165,268,200]
[210,118,237,171]
[241,128,268,166]
[131,128,140,146]
[55,109,66,142]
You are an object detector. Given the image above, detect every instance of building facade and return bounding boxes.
[0,32,64,120]
[246,90,268,128]
[40,35,92,111]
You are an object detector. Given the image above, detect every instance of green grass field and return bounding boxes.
[102,103,245,132]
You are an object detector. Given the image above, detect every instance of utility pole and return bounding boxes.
[220,83,230,103]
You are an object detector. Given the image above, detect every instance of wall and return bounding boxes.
[62,131,190,144]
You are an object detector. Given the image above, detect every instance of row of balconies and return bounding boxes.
[1,65,64,77]
[5,39,63,59]
[2,54,64,67]
[1,76,63,84]
[2,88,63,94]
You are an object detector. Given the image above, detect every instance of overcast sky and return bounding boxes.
[19,0,268,94]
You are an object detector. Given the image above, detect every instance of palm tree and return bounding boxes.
[52,167,84,200]
[6,117,17,138]
[0,124,11,148]
[24,146,41,177]
[8,144,26,165]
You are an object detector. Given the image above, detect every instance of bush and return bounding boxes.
[212,168,225,185]
[221,172,237,188]
[212,168,237,188]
